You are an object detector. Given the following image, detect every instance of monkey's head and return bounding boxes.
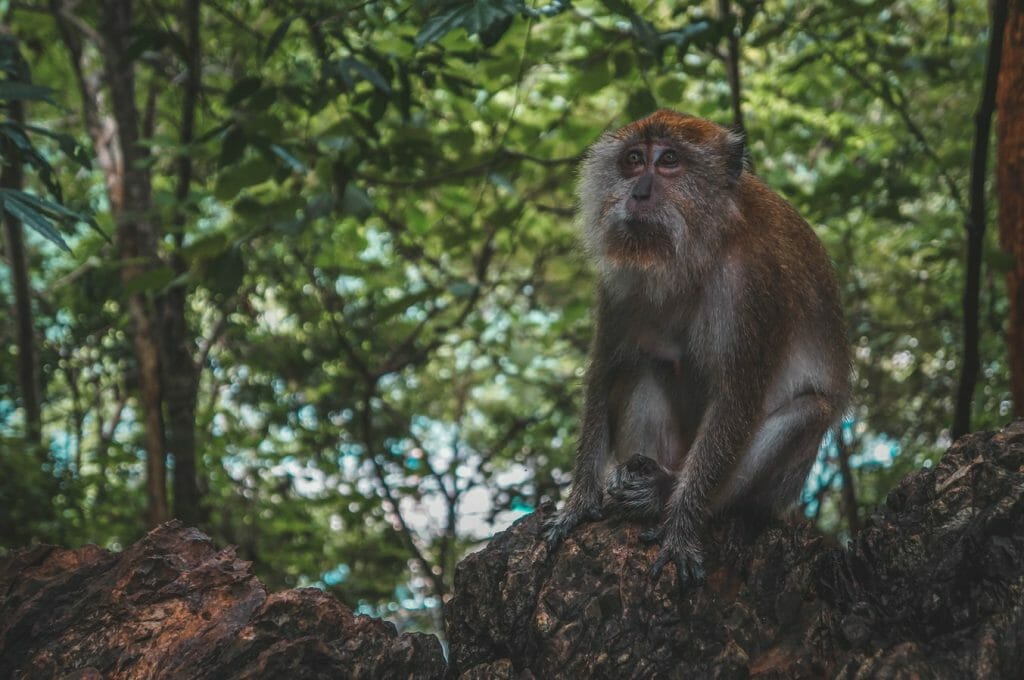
[578,110,746,271]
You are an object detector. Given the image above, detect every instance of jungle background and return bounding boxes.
[1,0,1021,636]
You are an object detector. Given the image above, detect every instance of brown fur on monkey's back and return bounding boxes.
[731,170,849,367]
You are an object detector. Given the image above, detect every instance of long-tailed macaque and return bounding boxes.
[542,110,849,587]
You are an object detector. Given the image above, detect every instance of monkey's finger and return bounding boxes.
[677,554,706,587]
[540,517,568,548]
[649,550,672,580]
[639,526,664,543]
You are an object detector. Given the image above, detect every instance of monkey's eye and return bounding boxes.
[658,150,679,167]
[624,149,644,166]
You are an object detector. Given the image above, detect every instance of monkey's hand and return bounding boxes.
[541,483,603,549]
[604,454,675,523]
[641,511,707,589]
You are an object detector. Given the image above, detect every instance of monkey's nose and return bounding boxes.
[631,174,653,200]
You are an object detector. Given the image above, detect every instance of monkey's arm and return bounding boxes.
[645,264,778,586]
[542,302,618,547]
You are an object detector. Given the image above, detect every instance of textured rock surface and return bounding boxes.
[446,420,1024,679]
[0,522,444,679]
[3,421,1022,679]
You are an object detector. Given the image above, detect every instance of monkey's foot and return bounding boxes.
[605,454,674,522]
[641,525,706,588]
[541,498,602,550]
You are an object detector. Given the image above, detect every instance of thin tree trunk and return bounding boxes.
[164,0,202,526]
[835,429,860,535]
[717,0,746,137]
[0,56,42,449]
[998,0,1024,419]
[952,0,1008,439]
[100,0,168,526]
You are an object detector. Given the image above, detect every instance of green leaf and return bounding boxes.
[0,82,56,105]
[4,188,91,224]
[226,76,264,106]
[264,18,294,60]
[23,125,92,170]
[985,249,1017,274]
[448,280,477,297]
[626,89,658,120]
[660,20,714,55]
[479,14,513,47]
[340,184,374,219]
[204,246,245,296]
[347,58,392,93]
[213,156,276,200]
[578,57,611,95]
[219,125,247,167]
[415,0,522,48]
[125,28,188,63]
[124,266,176,295]
[656,77,685,104]
[0,192,70,251]
[180,233,230,261]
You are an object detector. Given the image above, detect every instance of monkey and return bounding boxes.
[542,110,849,587]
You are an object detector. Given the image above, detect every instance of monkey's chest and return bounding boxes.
[634,329,686,376]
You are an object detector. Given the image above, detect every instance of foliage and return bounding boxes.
[0,35,94,251]
[0,0,1012,633]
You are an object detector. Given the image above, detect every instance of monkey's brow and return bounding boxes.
[621,136,695,150]
[622,135,688,146]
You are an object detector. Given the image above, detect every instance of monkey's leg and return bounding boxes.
[712,391,839,514]
[541,441,608,548]
[604,454,675,522]
[642,357,777,588]
[542,366,614,548]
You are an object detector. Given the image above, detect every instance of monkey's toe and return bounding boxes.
[540,502,602,549]
[541,515,569,549]
[650,545,706,589]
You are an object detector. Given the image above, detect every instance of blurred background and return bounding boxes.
[0,0,1019,636]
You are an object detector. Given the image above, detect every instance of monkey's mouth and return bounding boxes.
[604,219,675,267]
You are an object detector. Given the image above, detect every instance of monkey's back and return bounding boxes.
[734,173,850,403]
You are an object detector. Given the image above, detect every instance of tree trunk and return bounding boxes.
[835,428,860,534]
[718,0,746,137]
[163,0,202,526]
[0,93,42,449]
[999,0,1024,419]
[953,0,1008,439]
[100,1,168,526]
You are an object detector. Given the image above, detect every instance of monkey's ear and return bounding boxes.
[725,125,747,180]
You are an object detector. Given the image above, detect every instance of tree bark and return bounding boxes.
[0,522,445,679]
[100,0,169,526]
[998,0,1024,419]
[953,0,1008,439]
[163,0,202,526]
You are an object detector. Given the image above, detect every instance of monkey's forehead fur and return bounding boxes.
[601,109,732,146]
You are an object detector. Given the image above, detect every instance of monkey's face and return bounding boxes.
[578,110,745,271]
